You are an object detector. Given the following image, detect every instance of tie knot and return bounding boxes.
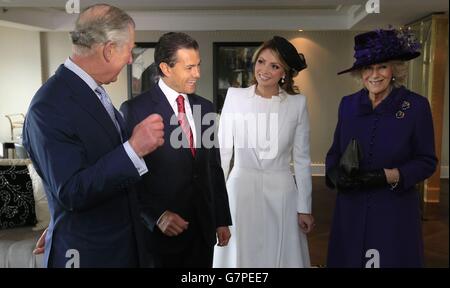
[95,86,105,94]
[96,87,111,103]
[176,95,186,113]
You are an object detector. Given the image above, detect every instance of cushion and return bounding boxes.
[7,238,44,268]
[0,226,44,268]
[0,164,37,229]
[27,164,50,231]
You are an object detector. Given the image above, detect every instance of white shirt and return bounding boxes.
[158,78,197,146]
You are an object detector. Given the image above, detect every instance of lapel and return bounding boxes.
[148,84,174,119]
[377,86,405,115]
[245,86,263,165]
[275,89,288,140]
[357,89,373,116]
[187,94,204,161]
[114,109,128,140]
[56,65,122,144]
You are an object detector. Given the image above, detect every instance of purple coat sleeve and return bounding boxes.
[325,99,344,188]
[397,97,437,190]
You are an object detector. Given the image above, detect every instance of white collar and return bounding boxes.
[64,57,99,92]
[158,78,188,104]
[247,84,287,101]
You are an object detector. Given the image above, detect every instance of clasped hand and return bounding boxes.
[335,168,388,192]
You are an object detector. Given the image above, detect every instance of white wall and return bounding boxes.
[0,26,42,143]
[3,28,448,173]
[135,30,361,164]
[38,30,362,164]
[136,30,450,172]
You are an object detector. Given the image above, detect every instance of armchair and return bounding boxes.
[4,113,25,141]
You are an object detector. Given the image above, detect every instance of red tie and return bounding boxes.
[176,95,196,157]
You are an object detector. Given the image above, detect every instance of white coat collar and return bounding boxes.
[246,84,288,101]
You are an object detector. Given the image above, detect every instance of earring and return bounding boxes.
[392,76,396,82]
[281,76,285,84]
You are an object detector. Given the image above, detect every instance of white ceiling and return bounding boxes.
[0,0,448,31]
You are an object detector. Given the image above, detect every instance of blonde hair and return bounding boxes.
[350,60,408,88]
[251,41,300,95]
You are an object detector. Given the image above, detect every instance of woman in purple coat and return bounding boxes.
[325,28,437,268]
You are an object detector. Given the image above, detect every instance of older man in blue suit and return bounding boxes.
[23,4,164,267]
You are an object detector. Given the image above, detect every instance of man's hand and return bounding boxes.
[157,211,189,237]
[216,226,231,247]
[129,114,164,157]
[33,228,47,255]
[298,213,315,234]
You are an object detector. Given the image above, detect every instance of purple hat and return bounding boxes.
[338,28,421,75]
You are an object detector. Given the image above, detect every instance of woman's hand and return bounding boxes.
[216,226,231,247]
[384,168,400,184]
[298,213,315,234]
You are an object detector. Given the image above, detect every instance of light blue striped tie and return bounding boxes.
[95,86,122,140]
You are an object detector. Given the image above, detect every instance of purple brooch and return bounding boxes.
[401,100,411,110]
[396,111,405,119]
[396,100,410,119]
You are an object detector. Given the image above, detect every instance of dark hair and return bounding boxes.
[251,40,300,95]
[154,32,199,77]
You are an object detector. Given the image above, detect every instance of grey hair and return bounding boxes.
[70,4,135,56]
[350,60,408,88]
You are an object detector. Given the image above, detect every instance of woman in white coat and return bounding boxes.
[213,36,314,268]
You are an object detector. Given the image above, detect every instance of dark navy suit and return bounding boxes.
[120,84,232,267]
[23,65,145,267]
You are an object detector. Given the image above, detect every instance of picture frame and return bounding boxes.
[213,42,262,113]
[127,42,157,99]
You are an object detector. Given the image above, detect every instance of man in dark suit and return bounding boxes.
[23,4,164,267]
[120,32,232,268]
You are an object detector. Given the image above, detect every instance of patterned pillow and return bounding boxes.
[0,164,37,229]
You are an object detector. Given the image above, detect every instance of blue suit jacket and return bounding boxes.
[120,84,232,256]
[23,65,145,267]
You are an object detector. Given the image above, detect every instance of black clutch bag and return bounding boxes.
[325,138,363,189]
[339,138,363,177]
